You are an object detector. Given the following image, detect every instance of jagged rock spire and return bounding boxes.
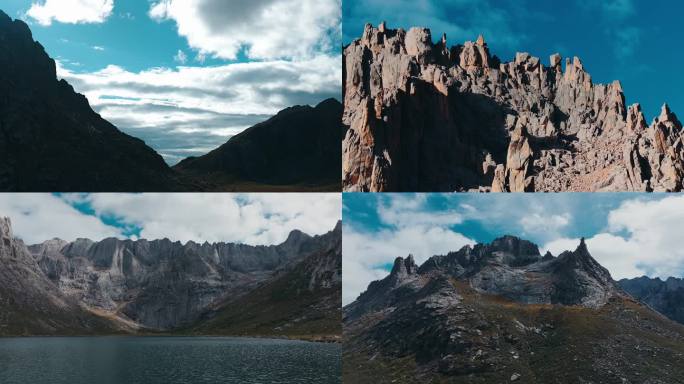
[0,217,12,247]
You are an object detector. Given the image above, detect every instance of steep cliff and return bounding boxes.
[342,23,684,192]
[0,217,120,335]
[188,221,342,340]
[27,225,338,331]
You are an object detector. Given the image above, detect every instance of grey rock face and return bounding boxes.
[619,276,684,325]
[0,217,116,335]
[26,222,340,330]
[342,23,684,192]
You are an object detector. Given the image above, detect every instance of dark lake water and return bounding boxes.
[0,336,340,384]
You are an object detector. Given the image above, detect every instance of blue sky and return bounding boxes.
[3,0,230,72]
[343,193,684,304]
[0,193,341,246]
[343,0,682,122]
[1,0,341,164]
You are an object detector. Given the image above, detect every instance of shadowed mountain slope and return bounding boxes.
[0,11,180,192]
[175,98,343,191]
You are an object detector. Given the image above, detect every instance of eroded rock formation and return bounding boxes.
[342,23,684,192]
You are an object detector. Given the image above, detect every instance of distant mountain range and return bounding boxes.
[619,276,684,326]
[344,236,684,383]
[0,216,341,340]
[343,23,684,192]
[0,10,342,192]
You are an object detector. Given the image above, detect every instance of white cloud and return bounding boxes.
[0,194,122,244]
[56,55,340,164]
[66,193,341,245]
[26,0,114,26]
[543,195,684,280]
[377,194,463,227]
[148,0,340,60]
[520,212,570,236]
[174,49,187,64]
[343,224,473,304]
[92,45,105,51]
[0,193,340,246]
[342,195,474,305]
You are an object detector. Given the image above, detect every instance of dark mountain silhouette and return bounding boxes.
[0,10,341,192]
[0,10,178,191]
[175,98,343,191]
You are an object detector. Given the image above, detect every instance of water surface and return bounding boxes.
[0,336,340,384]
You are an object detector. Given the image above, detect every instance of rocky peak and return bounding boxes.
[489,235,540,255]
[0,217,12,247]
[405,27,434,65]
[284,229,311,245]
[390,254,418,279]
[654,103,682,130]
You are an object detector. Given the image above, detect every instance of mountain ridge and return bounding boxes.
[344,235,684,383]
[342,22,684,192]
[0,216,342,339]
[619,275,684,326]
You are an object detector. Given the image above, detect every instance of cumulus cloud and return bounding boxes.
[0,194,122,244]
[542,195,684,280]
[520,212,570,237]
[66,193,341,245]
[26,0,114,26]
[173,49,187,64]
[0,194,340,246]
[148,0,341,60]
[342,195,474,304]
[56,55,341,164]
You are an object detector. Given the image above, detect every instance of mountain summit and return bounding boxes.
[344,236,684,383]
[342,23,684,192]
